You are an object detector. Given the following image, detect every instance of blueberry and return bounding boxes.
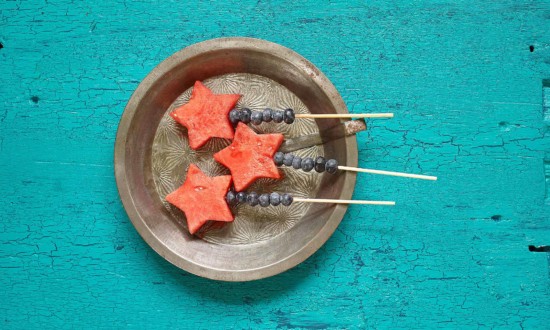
[273,152,285,166]
[292,156,302,169]
[283,108,295,124]
[325,159,339,174]
[251,111,263,125]
[314,156,326,173]
[259,193,270,207]
[281,193,293,206]
[229,109,241,125]
[270,192,281,206]
[283,153,294,166]
[272,110,284,123]
[301,157,314,172]
[262,108,273,122]
[246,191,259,206]
[236,192,247,203]
[226,190,236,204]
[240,108,252,124]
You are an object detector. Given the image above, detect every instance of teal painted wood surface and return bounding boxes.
[1,1,549,328]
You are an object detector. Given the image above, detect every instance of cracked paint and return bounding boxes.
[0,0,549,329]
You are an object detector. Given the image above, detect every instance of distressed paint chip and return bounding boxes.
[543,79,550,123]
[545,159,550,204]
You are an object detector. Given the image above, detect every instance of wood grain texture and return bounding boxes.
[1,0,549,328]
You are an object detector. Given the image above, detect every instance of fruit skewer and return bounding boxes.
[170,81,392,149]
[166,165,395,234]
[214,123,437,191]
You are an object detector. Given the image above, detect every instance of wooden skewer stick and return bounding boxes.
[294,113,394,119]
[293,197,395,206]
[338,165,438,181]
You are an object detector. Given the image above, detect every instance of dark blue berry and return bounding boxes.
[273,152,284,166]
[272,110,284,123]
[292,156,302,169]
[251,111,263,125]
[240,108,252,124]
[262,108,273,122]
[281,193,293,206]
[229,109,241,125]
[270,192,281,206]
[246,191,259,206]
[283,108,295,124]
[226,190,236,204]
[314,156,326,173]
[325,159,339,174]
[301,157,314,172]
[259,193,270,207]
[236,192,247,203]
[283,153,294,166]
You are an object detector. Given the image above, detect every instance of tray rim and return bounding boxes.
[114,37,358,281]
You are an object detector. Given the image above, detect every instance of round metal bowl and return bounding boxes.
[114,37,357,281]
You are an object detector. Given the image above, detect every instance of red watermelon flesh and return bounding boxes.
[165,164,234,234]
[170,81,240,150]
[214,123,284,191]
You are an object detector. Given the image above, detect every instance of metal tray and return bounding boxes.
[114,37,357,281]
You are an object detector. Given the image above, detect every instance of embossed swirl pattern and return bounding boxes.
[152,73,323,245]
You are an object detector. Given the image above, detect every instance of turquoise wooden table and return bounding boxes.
[1,1,549,328]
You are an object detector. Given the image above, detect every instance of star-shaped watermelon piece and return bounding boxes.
[214,123,284,191]
[165,164,234,235]
[170,81,241,150]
